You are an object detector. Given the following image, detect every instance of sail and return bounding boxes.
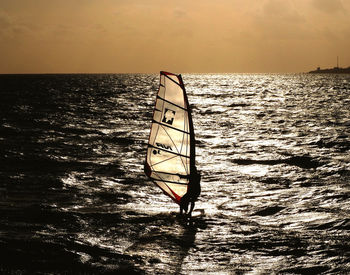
[144,71,195,204]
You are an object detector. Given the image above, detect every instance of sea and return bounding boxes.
[0,73,349,274]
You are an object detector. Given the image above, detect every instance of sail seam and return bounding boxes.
[160,123,182,158]
[149,154,178,167]
[151,170,188,177]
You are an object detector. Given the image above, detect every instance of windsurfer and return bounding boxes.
[180,168,201,216]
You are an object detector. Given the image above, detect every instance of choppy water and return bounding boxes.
[0,73,349,274]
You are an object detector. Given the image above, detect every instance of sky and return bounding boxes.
[1,0,350,73]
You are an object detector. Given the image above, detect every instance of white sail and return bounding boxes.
[145,71,195,204]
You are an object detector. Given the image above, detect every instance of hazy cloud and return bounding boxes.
[262,0,305,22]
[173,7,188,19]
[312,0,346,14]
[1,0,350,73]
[0,11,12,28]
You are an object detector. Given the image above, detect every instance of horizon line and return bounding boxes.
[0,71,310,75]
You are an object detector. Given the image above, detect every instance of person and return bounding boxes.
[180,167,201,216]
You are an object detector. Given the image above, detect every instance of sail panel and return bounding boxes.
[145,71,192,204]
[147,147,190,175]
[162,75,186,109]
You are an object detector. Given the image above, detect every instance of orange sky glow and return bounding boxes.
[1,0,350,73]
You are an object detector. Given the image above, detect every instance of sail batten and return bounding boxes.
[145,71,194,204]
[163,73,183,87]
[149,177,188,185]
[152,120,190,134]
[157,95,187,111]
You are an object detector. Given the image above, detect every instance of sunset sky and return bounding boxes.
[1,0,350,73]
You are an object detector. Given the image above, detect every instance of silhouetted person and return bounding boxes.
[180,168,201,216]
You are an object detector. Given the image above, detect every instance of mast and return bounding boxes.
[179,74,196,174]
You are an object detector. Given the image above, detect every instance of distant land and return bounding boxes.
[309,66,350,74]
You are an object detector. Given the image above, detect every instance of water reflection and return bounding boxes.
[125,213,205,274]
[0,73,349,274]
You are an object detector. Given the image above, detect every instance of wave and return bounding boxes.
[252,206,285,216]
[308,219,350,231]
[231,155,323,169]
[228,103,250,108]
[312,136,350,152]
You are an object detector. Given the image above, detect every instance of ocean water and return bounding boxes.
[0,73,349,274]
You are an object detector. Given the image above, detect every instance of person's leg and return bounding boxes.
[180,194,189,214]
[188,201,195,216]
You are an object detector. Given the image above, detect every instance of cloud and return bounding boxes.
[0,11,12,28]
[312,0,346,14]
[0,12,28,40]
[173,7,188,19]
[247,0,309,41]
[262,0,305,22]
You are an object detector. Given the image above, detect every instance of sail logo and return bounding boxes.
[156,142,173,151]
[162,108,176,125]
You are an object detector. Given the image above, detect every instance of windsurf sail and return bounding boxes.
[144,71,196,204]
